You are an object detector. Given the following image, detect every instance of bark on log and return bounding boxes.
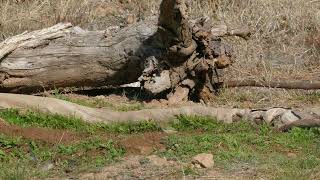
[0,20,159,93]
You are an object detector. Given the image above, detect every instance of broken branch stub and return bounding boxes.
[139,0,233,103]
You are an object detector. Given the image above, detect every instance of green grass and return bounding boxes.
[0,134,125,179]
[161,116,320,179]
[0,109,320,179]
[0,109,161,134]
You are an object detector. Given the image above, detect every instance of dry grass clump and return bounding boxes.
[0,0,158,41]
[189,0,320,82]
[210,87,320,109]
[219,0,320,81]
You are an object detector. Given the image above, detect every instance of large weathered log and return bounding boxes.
[0,0,237,98]
[0,19,159,93]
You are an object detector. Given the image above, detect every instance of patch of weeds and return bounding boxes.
[275,127,320,150]
[51,89,69,101]
[0,109,161,134]
[0,160,29,180]
[263,153,320,180]
[162,133,259,165]
[0,134,125,179]
[100,120,162,134]
[0,109,93,132]
[171,115,254,133]
[160,119,320,178]
[171,115,220,131]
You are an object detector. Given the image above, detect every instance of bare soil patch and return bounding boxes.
[0,116,167,155]
[119,132,167,155]
[0,120,82,144]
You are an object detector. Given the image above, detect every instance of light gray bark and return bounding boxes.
[0,19,159,93]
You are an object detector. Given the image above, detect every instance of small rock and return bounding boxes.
[192,153,214,168]
[126,14,136,24]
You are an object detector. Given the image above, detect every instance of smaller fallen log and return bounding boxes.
[0,93,319,131]
[279,118,320,132]
[225,80,320,90]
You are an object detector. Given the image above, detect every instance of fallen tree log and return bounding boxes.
[2,0,317,102]
[0,93,319,131]
[279,118,320,132]
[0,0,240,103]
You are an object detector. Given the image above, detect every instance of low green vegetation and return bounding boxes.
[0,109,319,179]
[0,109,161,134]
[0,134,125,179]
[163,116,320,180]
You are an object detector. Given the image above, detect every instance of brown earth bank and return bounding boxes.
[0,118,167,155]
[119,132,166,155]
[0,120,82,144]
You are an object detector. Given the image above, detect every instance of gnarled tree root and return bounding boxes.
[0,93,319,131]
[0,93,247,124]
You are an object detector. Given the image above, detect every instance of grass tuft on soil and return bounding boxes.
[0,109,161,134]
[0,134,125,179]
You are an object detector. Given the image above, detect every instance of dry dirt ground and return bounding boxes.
[76,156,259,180]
